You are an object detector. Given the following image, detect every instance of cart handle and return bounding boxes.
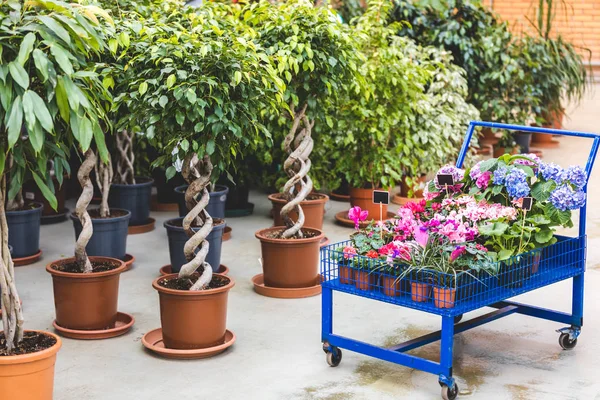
[456,120,600,238]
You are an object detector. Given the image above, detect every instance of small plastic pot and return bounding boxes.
[175,185,229,219]
[6,202,43,258]
[108,177,153,226]
[71,209,130,261]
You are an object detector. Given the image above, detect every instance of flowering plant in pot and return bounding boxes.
[245,0,361,295]
[122,2,283,352]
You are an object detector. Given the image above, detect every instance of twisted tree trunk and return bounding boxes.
[280,103,314,239]
[95,153,113,218]
[75,149,96,273]
[0,174,24,354]
[114,130,135,185]
[178,154,213,291]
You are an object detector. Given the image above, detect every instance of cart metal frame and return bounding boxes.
[321,121,600,399]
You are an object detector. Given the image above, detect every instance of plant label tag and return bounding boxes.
[437,174,454,186]
[521,197,533,211]
[372,190,389,205]
[25,192,35,200]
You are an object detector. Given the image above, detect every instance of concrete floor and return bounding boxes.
[14,84,600,400]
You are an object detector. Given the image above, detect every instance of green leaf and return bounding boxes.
[18,32,36,66]
[166,74,176,88]
[175,111,184,125]
[206,139,215,155]
[28,91,53,132]
[6,95,23,148]
[498,249,514,261]
[78,116,93,151]
[50,44,74,75]
[159,95,168,108]
[165,166,176,180]
[32,49,49,82]
[479,222,508,236]
[32,171,58,211]
[22,90,36,132]
[55,77,70,122]
[180,139,189,152]
[479,158,498,172]
[514,164,534,177]
[9,62,29,89]
[186,88,196,104]
[39,16,71,45]
[93,123,108,162]
[534,229,554,244]
[28,120,44,153]
[139,81,148,95]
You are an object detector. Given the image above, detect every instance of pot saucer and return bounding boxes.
[251,273,322,299]
[334,211,396,228]
[13,249,42,266]
[159,264,229,276]
[122,254,135,271]
[53,312,134,340]
[150,194,179,212]
[329,191,350,202]
[225,202,254,218]
[532,139,560,148]
[128,218,156,235]
[320,236,330,247]
[142,328,235,360]
[41,208,69,225]
[391,194,424,206]
[222,226,232,241]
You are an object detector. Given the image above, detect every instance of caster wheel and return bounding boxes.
[559,333,577,350]
[441,383,459,400]
[326,347,342,367]
[454,315,463,324]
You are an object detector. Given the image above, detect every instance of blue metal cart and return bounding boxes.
[320,121,600,399]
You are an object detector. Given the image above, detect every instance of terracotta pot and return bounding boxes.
[493,146,518,158]
[381,275,400,296]
[400,176,426,198]
[433,287,456,308]
[541,109,564,130]
[349,187,388,217]
[255,226,324,288]
[354,270,374,290]
[153,273,234,349]
[480,128,499,145]
[46,257,126,330]
[411,282,431,302]
[0,331,61,400]
[338,264,354,284]
[269,193,329,230]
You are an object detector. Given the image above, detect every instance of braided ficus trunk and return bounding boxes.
[94,152,113,218]
[280,103,314,239]
[114,130,135,185]
[75,149,96,273]
[0,175,24,354]
[178,154,213,291]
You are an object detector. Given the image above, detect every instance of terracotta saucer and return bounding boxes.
[123,254,135,271]
[128,218,156,235]
[225,203,254,218]
[531,139,560,148]
[320,236,330,248]
[13,249,42,266]
[251,273,322,299]
[41,208,69,225]
[159,264,229,276]
[334,211,396,228]
[150,195,179,212]
[222,226,232,241]
[329,191,350,202]
[53,312,134,340]
[391,193,424,206]
[142,328,235,360]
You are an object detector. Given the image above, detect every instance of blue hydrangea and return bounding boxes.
[550,185,587,211]
[493,166,508,185]
[505,168,530,199]
[563,165,587,189]
[539,162,564,182]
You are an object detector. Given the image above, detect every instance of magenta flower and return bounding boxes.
[449,246,466,262]
[476,171,492,189]
[348,206,368,230]
[413,224,429,247]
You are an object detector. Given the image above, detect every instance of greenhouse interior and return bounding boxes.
[0,0,599,399]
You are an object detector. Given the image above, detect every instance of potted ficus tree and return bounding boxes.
[0,1,116,396]
[246,0,361,296]
[120,2,283,354]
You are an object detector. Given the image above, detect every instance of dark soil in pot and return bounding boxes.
[0,332,57,356]
[159,274,230,290]
[71,208,130,260]
[6,202,43,258]
[108,177,153,226]
[175,184,229,219]
[164,217,226,273]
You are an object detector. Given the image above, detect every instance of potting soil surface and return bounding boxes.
[51,261,121,273]
[0,332,56,356]
[159,274,229,290]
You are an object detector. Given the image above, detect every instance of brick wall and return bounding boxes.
[489,0,600,68]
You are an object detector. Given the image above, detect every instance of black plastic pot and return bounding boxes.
[514,132,532,153]
[164,217,226,273]
[6,202,43,258]
[175,185,229,219]
[71,209,131,260]
[225,184,250,210]
[152,169,186,204]
[108,177,153,226]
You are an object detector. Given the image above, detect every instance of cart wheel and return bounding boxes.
[326,347,342,367]
[454,315,463,324]
[441,383,459,400]
[559,333,578,350]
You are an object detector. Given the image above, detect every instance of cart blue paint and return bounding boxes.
[320,121,600,399]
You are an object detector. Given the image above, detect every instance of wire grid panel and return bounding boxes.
[320,235,586,316]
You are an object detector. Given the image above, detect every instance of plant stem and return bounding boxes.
[95,153,113,218]
[75,149,95,273]
[115,130,136,185]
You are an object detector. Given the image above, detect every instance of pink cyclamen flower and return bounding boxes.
[413,224,429,247]
[449,245,467,263]
[348,206,368,230]
[342,246,357,259]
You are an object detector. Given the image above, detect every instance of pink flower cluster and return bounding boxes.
[469,161,492,189]
[378,240,413,263]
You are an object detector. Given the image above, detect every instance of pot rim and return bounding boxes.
[0,330,61,365]
[268,193,329,205]
[255,226,324,244]
[45,256,126,278]
[174,184,229,195]
[163,217,226,231]
[109,176,154,188]
[5,201,44,215]
[69,208,131,222]
[152,273,235,296]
